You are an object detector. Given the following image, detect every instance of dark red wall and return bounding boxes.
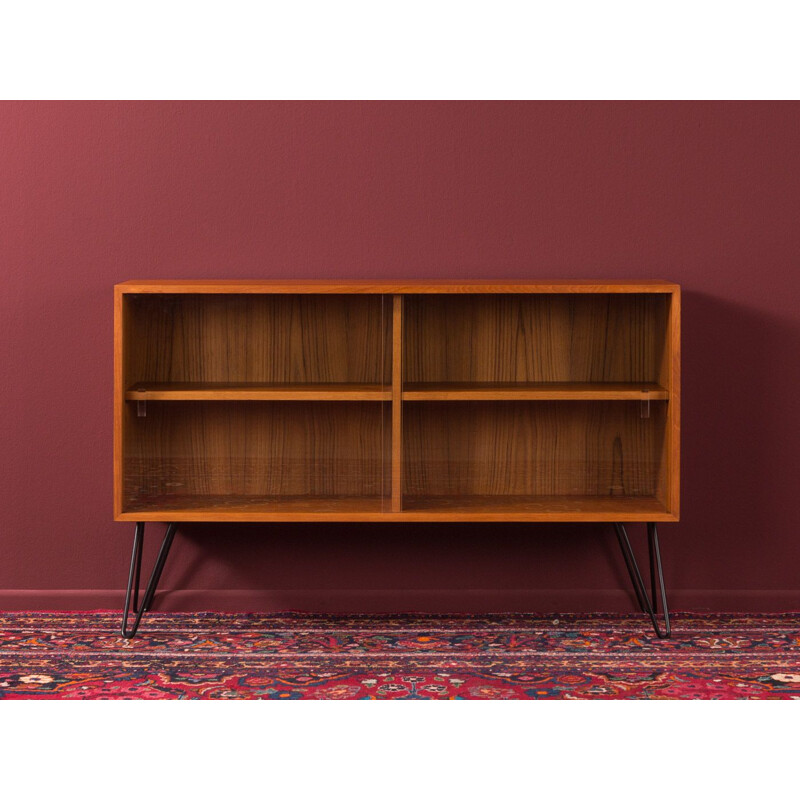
[3,101,800,611]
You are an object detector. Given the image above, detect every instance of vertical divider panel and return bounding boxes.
[391,295,404,511]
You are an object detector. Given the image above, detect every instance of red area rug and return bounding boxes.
[0,612,798,699]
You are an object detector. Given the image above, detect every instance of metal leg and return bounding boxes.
[131,522,144,614]
[613,522,671,639]
[647,522,670,631]
[121,522,178,639]
[614,523,648,613]
[648,524,659,614]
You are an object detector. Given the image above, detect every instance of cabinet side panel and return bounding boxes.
[668,289,681,516]
[651,294,669,508]
[113,288,124,518]
[654,290,680,515]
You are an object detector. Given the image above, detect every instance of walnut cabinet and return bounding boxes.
[114,280,680,523]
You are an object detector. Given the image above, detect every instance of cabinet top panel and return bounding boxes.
[116,279,679,294]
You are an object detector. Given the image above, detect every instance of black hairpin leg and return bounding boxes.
[613,522,671,639]
[121,521,178,639]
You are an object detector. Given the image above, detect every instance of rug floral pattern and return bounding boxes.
[0,612,798,699]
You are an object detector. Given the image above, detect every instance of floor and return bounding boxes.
[0,611,798,699]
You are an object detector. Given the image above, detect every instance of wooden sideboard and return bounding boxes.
[115,280,680,637]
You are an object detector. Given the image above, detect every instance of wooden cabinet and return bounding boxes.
[114,280,679,523]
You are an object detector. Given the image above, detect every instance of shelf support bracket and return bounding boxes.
[613,522,671,639]
[121,521,178,639]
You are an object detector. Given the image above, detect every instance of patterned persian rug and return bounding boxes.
[0,611,798,699]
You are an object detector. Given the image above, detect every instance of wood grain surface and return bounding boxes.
[404,294,668,383]
[402,382,668,401]
[403,401,666,499]
[126,383,391,401]
[115,283,679,521]
[119,494,671,522]
[123,401,391,505]
[124,293,391,385]
[117,280,679,294]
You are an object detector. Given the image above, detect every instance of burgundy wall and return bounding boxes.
[2,101,800,612]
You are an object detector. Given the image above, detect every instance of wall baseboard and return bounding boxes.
[1,589,799,613]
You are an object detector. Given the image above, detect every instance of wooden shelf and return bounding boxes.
[127,382,667,402]
[119,494,672,522]
[122,495,391,521]
[402,382,669,401]
[126,382,391,401]
[400,495,672,521]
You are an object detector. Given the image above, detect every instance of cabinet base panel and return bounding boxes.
[117,494,673,522]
